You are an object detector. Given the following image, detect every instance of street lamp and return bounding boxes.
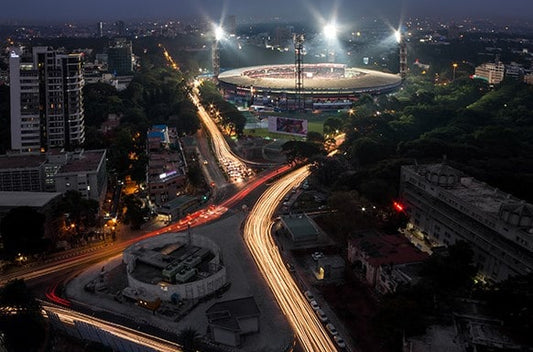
[452,63,458,81]
[214,26,225,42]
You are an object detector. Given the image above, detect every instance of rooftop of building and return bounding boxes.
[280,214,320,238]
[403,163,529,216]
[0,191,62,208]
[206,296,260,331]
[0,154,46,169]
[350,231,428,267]
[58,149,106,174]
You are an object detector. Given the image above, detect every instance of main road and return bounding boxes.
[243,165,338,352]
[189,87,251,183]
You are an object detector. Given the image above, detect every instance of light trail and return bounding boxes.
[243,166,337,352]
[43,303,182,352]
[160,44,251,183]
[190,88,252,183]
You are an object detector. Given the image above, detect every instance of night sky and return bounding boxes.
[1,0,532,22]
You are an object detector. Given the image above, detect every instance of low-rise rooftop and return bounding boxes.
[0,154,46,169]
[58,150,106,174]
[0,191,62,208]
[206,297,260,331]
[351,232,428,267]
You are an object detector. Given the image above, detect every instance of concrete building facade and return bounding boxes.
[9,47,85,153]
[123,232,227,301]
[400,163,533,282]
[0,150,107,202]
[474,61,505,85]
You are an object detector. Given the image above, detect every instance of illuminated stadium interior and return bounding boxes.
[217,63,402,110]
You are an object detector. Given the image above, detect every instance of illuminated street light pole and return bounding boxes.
[452,63,458,81]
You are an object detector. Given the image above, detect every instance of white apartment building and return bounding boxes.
[400,163,533,282]
[9,47,85,153]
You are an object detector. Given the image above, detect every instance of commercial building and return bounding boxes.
[399,163,533,282]
[9,47,85,153]
[157,195,200,221]
[348,230,428,292]
[0,154,46,191]
[0,149,107,203]
[107,39,133,76]
[206,297,260,347]
[474,61,505,84]
[279,214,320,244]
[53,149,107,203]
[146,125,187,205]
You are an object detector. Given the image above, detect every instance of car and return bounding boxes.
[304,290,314,302]
[334,335,346,348]
[326,323,338,336]
[315,309,328,322]
[310,300,320,311]
[311,252,324,261]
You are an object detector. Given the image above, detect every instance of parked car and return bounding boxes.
[334,335,346,348]
[311,252,324,261]
[304,290,314,302]
[326,323,338,336]
[310,300,320,311]
[316,309,328,323]
[286,262,295,272]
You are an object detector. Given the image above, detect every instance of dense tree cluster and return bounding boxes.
[0,207,47,259]
[0,280,45,352]
[312,78,533,204]
[83,66,200,181]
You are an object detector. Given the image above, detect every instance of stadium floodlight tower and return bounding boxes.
[212,25,225,79]
[324,22,337,63]
[294,33,305,112]
[396,29,407,79]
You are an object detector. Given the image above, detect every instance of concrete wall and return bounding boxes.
[123,232,227,300]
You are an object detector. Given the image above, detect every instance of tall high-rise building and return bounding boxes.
[107,39,133,76]
[9,47,85,153]
[96,21,104,38]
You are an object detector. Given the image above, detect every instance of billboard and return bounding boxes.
[267,116,308,137]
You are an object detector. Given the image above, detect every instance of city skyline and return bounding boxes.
[2,0,533,23]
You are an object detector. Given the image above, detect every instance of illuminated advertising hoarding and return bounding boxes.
[267,116,308,136]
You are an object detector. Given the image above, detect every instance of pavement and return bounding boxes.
[65,212,293,352]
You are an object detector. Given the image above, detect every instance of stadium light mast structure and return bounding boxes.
[396,29,407,79]
[324,23,337,63]
[212,26,224,80]
[294,33,305,111]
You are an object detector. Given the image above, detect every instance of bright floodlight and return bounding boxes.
[323,23,337,40]
[394,30,402,43]
[215,26,224,41]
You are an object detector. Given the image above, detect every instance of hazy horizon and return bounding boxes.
[2,0,533,24]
